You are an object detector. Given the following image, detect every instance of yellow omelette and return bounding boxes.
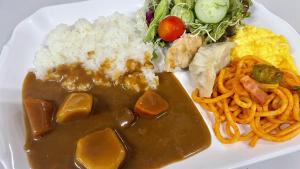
[231,25,298,73]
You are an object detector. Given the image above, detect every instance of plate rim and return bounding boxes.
[1,0,300,169]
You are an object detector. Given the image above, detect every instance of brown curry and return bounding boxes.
[23,72,211,169]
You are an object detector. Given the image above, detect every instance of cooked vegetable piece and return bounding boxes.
[171,5,195,24]
[24,98,54,138]
[173,0,195,9]
[76,128,126,169]
[134,91,169,116]
[115,108,135,128]
[56,93,93,123]
[252,64,283,84]
[158,16,185,42]
[240,75,268,105]
[144,0,169,42]
[195,0,229,23]
[292,86,300,91]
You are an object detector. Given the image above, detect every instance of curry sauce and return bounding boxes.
[23,72,211,169]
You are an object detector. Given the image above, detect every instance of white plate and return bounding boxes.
[1,0,300,169]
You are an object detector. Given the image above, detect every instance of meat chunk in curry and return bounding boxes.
[115,108,135,128]
[24,98,54,138]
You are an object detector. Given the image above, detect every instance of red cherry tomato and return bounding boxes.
[158,16,185,42]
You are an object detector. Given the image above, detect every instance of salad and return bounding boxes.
[144,0,251,45]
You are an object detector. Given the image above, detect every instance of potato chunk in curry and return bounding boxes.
[56,93,93,123]
[76,128,126,169]
[24,98,54,138]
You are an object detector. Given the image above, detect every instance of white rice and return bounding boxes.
[34,12,157,88]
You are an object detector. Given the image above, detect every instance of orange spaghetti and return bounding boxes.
[192,56,300,147]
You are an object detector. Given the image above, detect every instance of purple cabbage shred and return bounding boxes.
[146,9,154,25]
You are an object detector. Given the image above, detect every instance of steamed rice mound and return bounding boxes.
[34,12,157,91]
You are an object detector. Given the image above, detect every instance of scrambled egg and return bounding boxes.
[231,25,298,73]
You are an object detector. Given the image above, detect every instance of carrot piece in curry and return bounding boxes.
[134,91,169,116]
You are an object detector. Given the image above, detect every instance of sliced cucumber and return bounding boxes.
[195,0,229,24]
[173,0,195,9]
[171,5,195,24]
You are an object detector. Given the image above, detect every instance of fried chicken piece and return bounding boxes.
[165,34,203,71]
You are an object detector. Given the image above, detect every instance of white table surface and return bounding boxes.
[1,0,300,169]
